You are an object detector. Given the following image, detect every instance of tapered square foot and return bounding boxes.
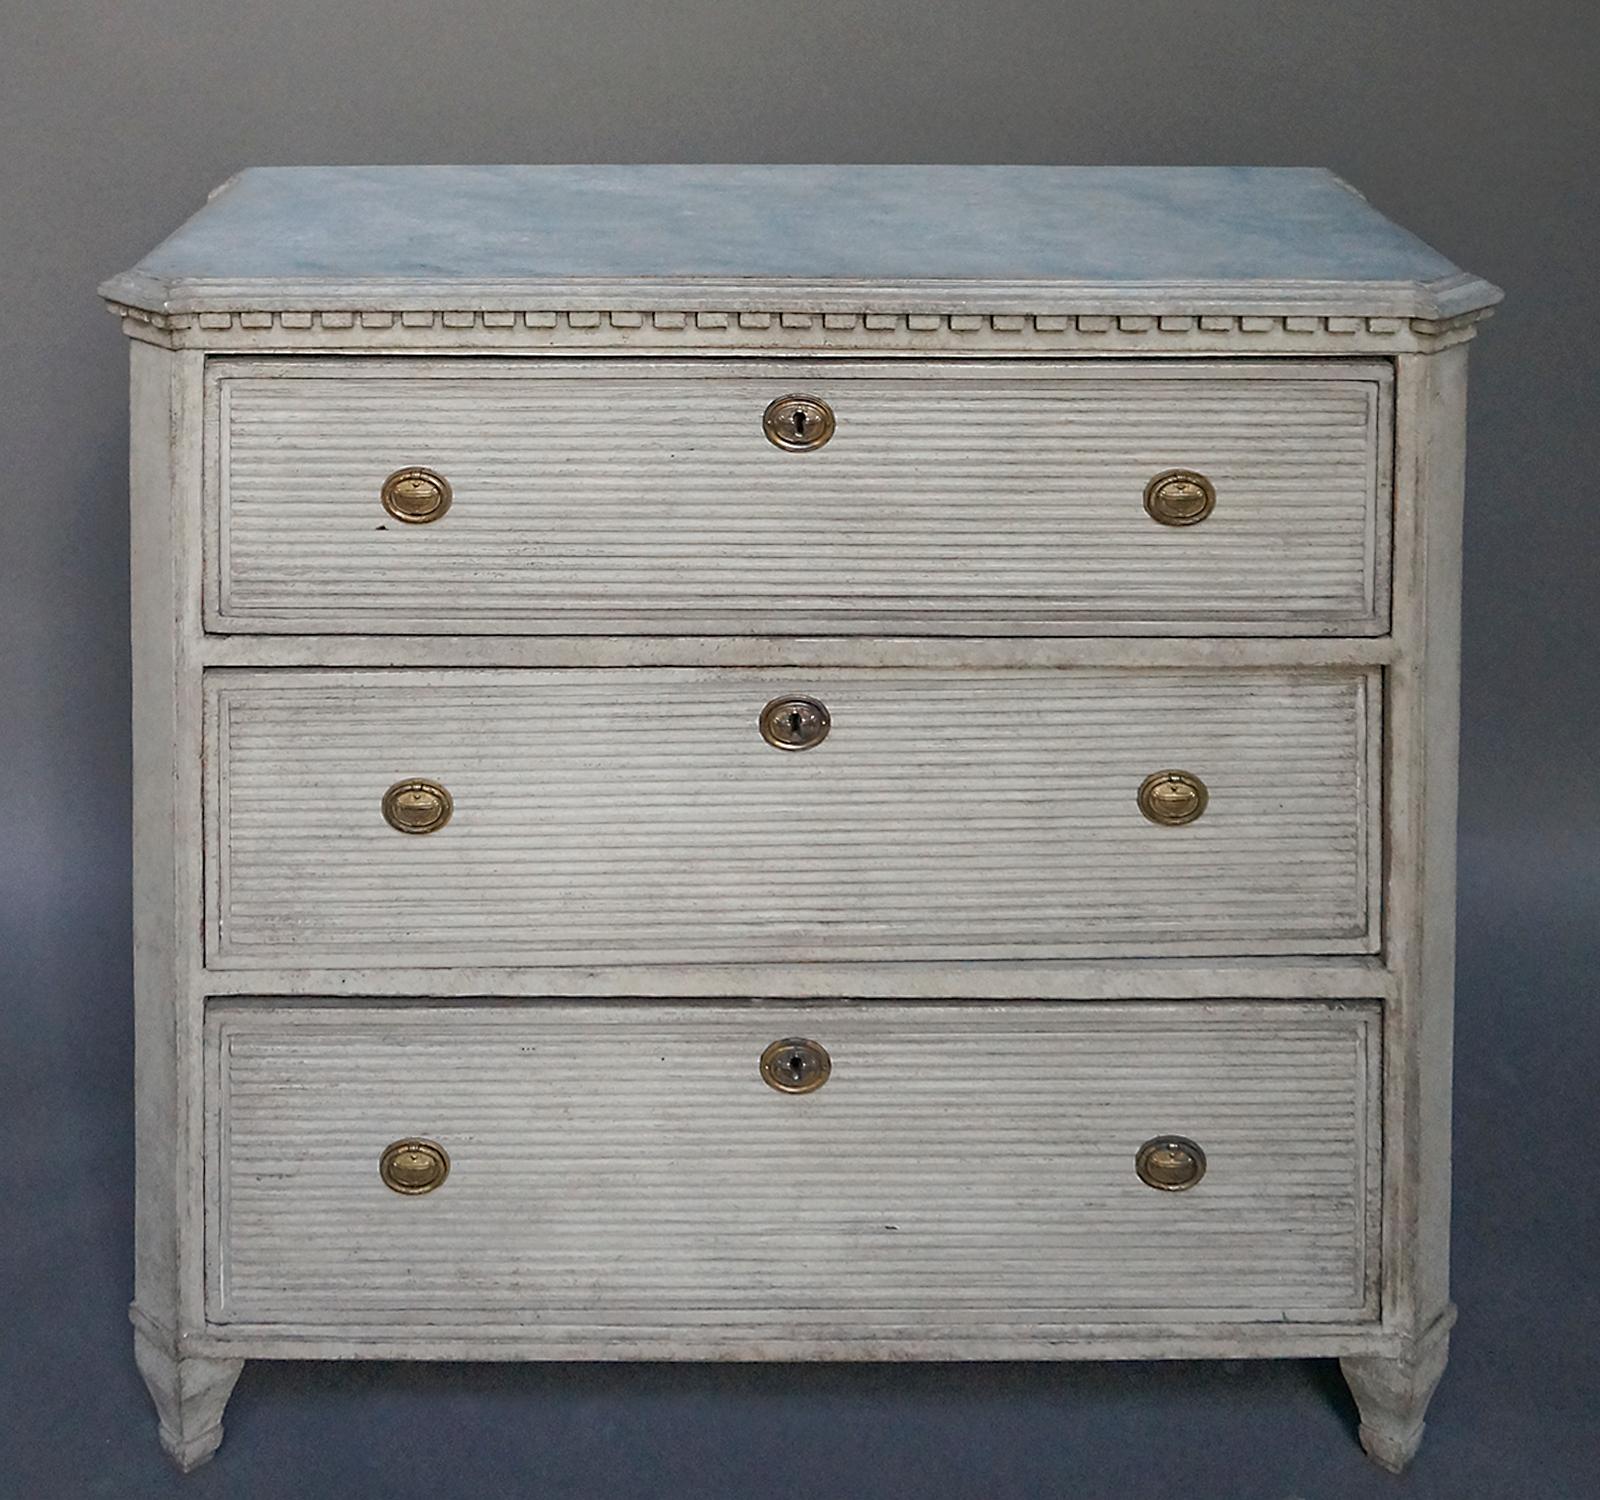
[133,1322,245,1472]
[1340,1308,1455,1473]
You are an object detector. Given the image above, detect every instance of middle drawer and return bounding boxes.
[205,668,1379,970]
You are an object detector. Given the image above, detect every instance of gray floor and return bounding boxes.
[4,836,1592,1500]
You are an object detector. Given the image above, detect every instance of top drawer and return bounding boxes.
[206,359,1390,637]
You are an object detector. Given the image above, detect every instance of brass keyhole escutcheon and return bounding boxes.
[1137,770,1208,826]
[763,394,836,451]
[382,778,454,834]
[759,695,831,751]
[1144,468,1216,527]
[760,1038,832,1094]
[1135,1136,1207,1191]
[381,466,453,524]
[379,1138,450,1195]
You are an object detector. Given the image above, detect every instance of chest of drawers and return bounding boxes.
[102,164,1499,1473]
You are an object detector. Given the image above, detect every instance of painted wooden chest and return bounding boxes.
[101,164,1498,1471]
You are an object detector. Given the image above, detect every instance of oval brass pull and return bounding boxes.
[379,1138,450,1195]
[760,695,831,751]
[763,394,835,451]
[760,1038,831,1094]
[381,466,453,523]
[1136,1135,1207,1191]
[1137,769,1208,826]
[382,778,454,834]
[1144,469,1216,526]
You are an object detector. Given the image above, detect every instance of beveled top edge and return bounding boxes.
[99,164,1502,322]
[98,270,1503,322]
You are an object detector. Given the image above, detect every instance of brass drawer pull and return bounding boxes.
[381,466,453,524]
[1136,1136,1207,1191]
[1144,469,1216,526]
[763,394,835,451]
[760,1038,831,1094]
[382,778,454,834]
[379,1138,450,1195]
[1137,769,1208,826]
[760,695,831,751]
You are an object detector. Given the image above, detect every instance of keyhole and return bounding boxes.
[763,396,834,452]
[760,695,830,751]
[761,1037,831,1092]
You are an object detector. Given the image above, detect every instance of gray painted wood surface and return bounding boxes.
[205,667,1379,967]
[100,165,1499,321]
[206,1001,1381,1336]
[210,358,1390,636]
[107,165,1488,1471]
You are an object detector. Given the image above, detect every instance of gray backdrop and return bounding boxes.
[2,2,1594,1496]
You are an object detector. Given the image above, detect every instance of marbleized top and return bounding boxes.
[100,164,1499,320]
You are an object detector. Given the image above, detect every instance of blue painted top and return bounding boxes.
[101,165,1497,318]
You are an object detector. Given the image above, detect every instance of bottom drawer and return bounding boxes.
[205,1000,1382,1340]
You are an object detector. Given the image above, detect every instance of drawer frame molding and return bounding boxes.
[202,999,1384,1340]
[200,664,1384,971]
[203,356,1394,639]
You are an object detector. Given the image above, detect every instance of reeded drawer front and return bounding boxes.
[207,358,1390,636]
[204,668,1379,969]
[204,1000,1382,1334]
